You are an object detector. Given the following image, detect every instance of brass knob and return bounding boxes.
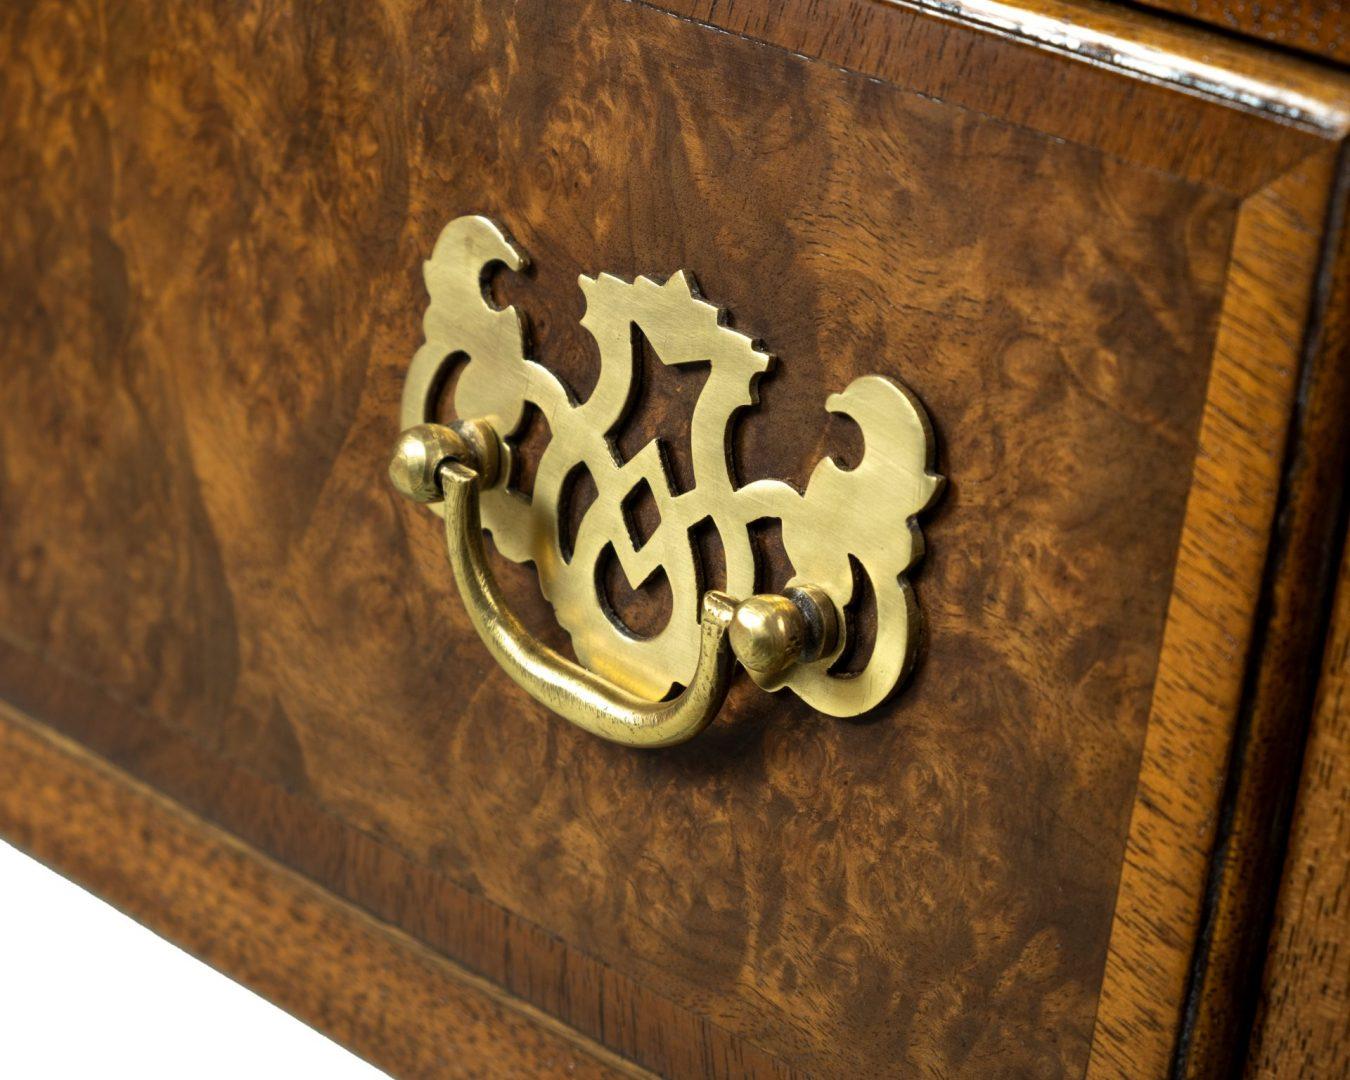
[730,585,840,678]
[389,420,501,503]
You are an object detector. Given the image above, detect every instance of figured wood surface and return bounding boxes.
[1246,535,1350,1078]
[0,703,644,1080]
[0,1,1227,1074]
[0,0,1347,1076]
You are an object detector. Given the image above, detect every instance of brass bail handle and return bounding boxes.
[389,421,840,748]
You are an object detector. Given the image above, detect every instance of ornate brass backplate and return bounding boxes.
[396,215,941,733]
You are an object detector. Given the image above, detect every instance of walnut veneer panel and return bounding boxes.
[0,0,1347,1076]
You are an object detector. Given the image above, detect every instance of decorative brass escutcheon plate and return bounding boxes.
[391,215,941,745]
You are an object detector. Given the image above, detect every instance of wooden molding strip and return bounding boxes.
[0,702,650,1080]
[1176,143,1350,1078]
[1088,144,1339,1078]
[1246,534,1350,1076]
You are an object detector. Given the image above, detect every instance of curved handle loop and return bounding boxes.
[391,422,838,748]
[439,458,738,747]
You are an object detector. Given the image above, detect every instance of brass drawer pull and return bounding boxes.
[390,215,941,745]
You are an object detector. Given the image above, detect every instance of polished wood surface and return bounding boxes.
[0,703,643,1080]
[1246,534,1350,1078]
[0,0,1347,1075]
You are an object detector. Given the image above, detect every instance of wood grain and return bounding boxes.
[0,637,797,1080]
[1246,534,1350,1078]
[0,0,1346,1076]
[0,1,1231,1074]
[652,0,1346,192]
[1131,0,1350,64]
[1177,151,1350,1078]
[0,702,645,1080]
[1089,145,1342,1079]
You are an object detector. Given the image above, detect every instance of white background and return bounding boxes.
[0,840,386,1079]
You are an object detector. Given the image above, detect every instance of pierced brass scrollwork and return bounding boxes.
[392,214,941,745]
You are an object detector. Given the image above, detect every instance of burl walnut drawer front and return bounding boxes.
[1,1,1347,1077]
